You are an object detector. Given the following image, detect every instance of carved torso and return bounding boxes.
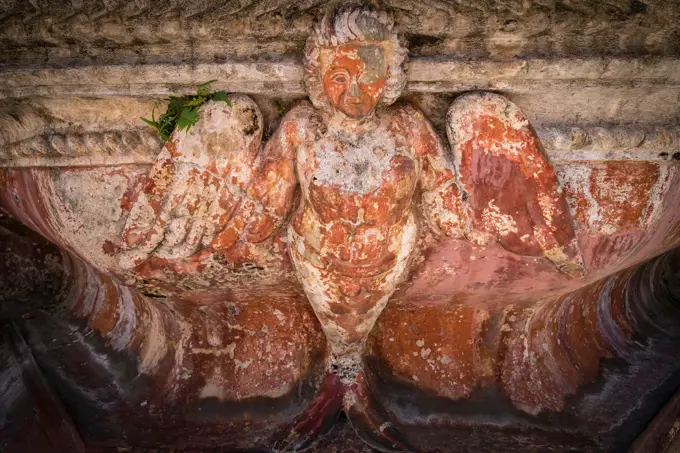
[292,109,420,275]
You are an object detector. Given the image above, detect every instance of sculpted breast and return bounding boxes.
[303,133,418,224]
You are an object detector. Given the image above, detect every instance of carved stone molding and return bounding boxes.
[2,124,678,167]
[1,0,679,67]
[0,130,160,167]
[538,126,680,162]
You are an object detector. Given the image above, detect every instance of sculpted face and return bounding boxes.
[322,44,387,118]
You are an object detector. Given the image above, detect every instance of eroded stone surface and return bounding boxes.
[362,248,680,452]
[1,3,680,453]
[0,220,330,449]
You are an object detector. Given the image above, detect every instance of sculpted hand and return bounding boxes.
[118,96,263,269]
[447,92,583,276]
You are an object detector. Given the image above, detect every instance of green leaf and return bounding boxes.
[141,81,231,143]
[211,91,229,103]
[176,108,199,131]
[183,96,207,107]
[141,117,158,128]
[183,108,200,123]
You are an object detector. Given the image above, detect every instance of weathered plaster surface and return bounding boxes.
[1,2,680,453]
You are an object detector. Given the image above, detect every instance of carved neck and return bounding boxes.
[323,108,380,135]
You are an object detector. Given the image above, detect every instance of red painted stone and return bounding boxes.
[447,92,583,276]
[1,5,680,453]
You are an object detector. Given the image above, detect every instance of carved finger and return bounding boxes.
[120,146,176,249]
[161,172,217,258]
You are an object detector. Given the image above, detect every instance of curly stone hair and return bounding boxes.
[303,4,409,111]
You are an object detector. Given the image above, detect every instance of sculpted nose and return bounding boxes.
[349,80,361,98]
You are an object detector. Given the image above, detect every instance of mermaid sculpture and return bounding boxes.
[118,5,582,378]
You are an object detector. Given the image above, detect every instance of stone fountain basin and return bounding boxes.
[1,141,679,453]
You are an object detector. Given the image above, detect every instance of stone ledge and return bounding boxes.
[2,57,679,98]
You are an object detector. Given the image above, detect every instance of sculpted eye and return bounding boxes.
[331,73,349,84]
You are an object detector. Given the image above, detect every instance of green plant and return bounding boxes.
[141,80,231,143]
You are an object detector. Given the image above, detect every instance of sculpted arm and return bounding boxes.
[398,106,466,238]
[209,105,304,253]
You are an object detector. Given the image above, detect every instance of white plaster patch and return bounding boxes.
[481,199,518,236]
[310,128,397,194]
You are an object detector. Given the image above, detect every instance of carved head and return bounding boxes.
[303,5,408,118]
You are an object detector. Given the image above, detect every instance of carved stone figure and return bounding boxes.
[117,5,582,377]
[2,3,680,453]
